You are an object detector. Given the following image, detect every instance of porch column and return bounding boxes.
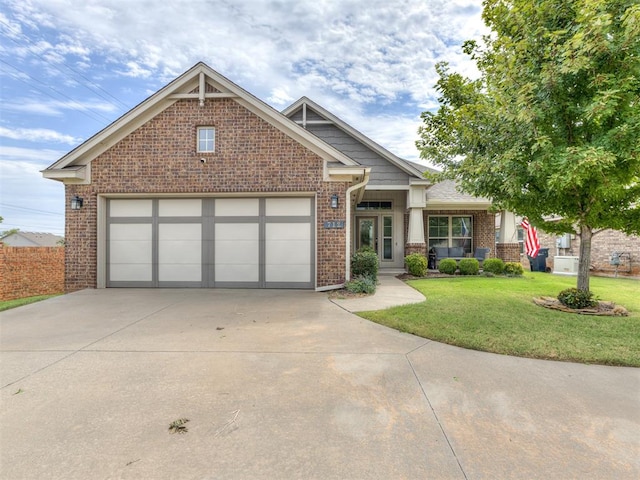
[496,210,520,263]
[406,185,426,255]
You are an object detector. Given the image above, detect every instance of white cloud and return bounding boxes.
[2,99,118,117]
[0,0,489,234]
[0,146,64,164]
[0,126,82,145]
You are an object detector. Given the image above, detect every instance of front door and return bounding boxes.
[356,217,378,252]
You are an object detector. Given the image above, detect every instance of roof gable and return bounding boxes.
[282,97,431,183]
[43,63,357,183]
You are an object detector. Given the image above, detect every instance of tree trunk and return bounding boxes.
[577,224,592,292]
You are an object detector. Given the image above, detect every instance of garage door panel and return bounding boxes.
[110,241,152,264]
[266,223,310,241]
[216,223,259,240]
[266,197,311,216]
[216,198,259,216]
[158,199,201,217]
[215,264,260,282]
[110,263,152,282]
[266,264,311,283]
[266,240,310,265]
[109,199,152,217]
[159,264,201,282]
[110,224,152,241]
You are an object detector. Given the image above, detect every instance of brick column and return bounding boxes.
[496,243,520,263]
[405,243,427,256]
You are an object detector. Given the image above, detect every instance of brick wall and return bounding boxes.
[0,246,64,301]
[64,98,351,291]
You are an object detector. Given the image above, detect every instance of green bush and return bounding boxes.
[345,275,376,294]
[459,258,479,275]
[557,288,598,309]
[438,258,458,275]
[483,258,505,275]
[504,262,524,276]
[351,247,378,280]
[405,253,428,276]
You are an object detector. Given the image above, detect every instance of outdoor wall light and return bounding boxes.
[70,195,83,210]
[330,194,339,209]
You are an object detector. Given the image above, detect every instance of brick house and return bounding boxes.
[495,214,640,277]
[43,62,496,292]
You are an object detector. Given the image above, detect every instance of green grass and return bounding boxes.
[0,294,61,312]
[359,273,640,366]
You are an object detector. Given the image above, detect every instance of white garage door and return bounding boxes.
[106,197,314,288]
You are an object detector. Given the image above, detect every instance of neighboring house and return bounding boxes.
[42,62,496,292]
[495,214,640,277]
[0,232,64,247]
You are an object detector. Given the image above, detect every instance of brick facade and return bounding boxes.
[0,246,64,301]
[64,98,351,291]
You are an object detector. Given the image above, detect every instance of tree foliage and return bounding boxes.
[418,0,640,291]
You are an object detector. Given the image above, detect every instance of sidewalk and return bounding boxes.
[330,273,425,312]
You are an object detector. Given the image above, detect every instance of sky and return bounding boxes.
[0,0,486,236]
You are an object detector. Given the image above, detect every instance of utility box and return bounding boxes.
[556,233,571,249]
[553,256,579,275]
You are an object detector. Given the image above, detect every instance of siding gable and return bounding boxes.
[284,99,425,187]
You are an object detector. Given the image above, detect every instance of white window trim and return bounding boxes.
[428,215,474,252]
[197,126,215,153]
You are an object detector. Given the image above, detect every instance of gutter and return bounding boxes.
[344,168,371,281]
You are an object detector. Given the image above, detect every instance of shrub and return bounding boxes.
[557,288,598,309]
[459,258,479,275]
[351,247,378,280]
[345,275,376,294]
[504,262,524,276]
[483,258,505,275]
[438,258,458,275]
[405,253,428,277]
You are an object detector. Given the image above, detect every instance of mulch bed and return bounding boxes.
[533,297,629,316]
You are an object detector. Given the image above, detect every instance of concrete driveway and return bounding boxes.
[1,287,638,479]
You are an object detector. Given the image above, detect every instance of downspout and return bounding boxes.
[344,168,371,282]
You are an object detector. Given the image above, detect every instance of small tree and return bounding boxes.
[417,0,640,293]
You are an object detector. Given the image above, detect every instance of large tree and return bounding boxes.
[418,0,640,292]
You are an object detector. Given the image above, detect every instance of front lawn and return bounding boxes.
[0,294,61,312]
[359,273,639,366]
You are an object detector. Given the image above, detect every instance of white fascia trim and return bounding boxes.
[41,164,90,184]
[409,178,430,185]
[364,185,410,190]
[425,202,492,210]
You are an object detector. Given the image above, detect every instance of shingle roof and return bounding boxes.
[426,180,491,205]
[0,232,64,246]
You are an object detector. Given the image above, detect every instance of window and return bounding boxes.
[197,127,215,152]
[356,201,392,211]
[428,216,473,254]
[382,215,393,260]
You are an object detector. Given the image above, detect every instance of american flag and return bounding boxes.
[521,218,541,258]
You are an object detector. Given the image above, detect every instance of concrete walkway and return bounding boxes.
[330,273,426,312]
[1,284,638,479]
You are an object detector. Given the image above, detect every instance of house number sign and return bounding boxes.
[324,220,345,229]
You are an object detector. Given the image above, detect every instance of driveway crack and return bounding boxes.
[1,302,177,389]
[405,350,468,480]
